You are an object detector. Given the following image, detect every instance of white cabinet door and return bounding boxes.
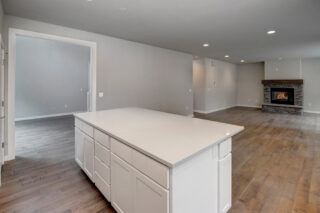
[75,128,84,169]
[83,134,94,181]
[219,153,232,213]
[111,153,133,213]
[133,168,169,213]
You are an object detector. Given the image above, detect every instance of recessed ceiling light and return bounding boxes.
[119,7,127,11]
[278,57,282,60]
[87,0,93,2]
[240,60,245,63]
[267,30,276,35]
[203,43,210,47]
[225,55,229,58]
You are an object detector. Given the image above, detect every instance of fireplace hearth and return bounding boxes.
[261,79,303,114]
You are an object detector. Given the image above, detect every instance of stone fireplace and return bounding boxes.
[262,79,303,114]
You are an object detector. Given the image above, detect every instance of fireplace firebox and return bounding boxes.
[271,88,294,105]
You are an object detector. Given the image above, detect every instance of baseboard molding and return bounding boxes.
[15,111,85,122]
[187,114,194,118]
[236,104,262,109]
[303,110,320,114]
[194,105,235,114]
[4,155,14,162]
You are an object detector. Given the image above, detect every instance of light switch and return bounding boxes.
[98,92,104,98]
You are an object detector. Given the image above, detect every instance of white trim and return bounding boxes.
[6,28,97,161]
[303,110,320,114]
[194,106,235,114]
[236,104,262,109]
[14,111,85,122]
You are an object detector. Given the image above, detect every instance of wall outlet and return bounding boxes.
[64,104,68,108]
[98,92,104,98]
[80,88,83,92]
[308,103,312,107]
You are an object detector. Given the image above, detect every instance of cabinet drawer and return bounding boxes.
[111,138,169,189]
[219,138,232,159]
[94,129,110,149]
[94,172,111,202]
[95,142,110,166]
[95,157,110,184]
[75,118,93,138]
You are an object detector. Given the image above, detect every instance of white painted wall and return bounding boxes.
[301,58,320,113]
[236,63,264,108]
[193,58,237,113]
[15,35,90,120]
[265,59,302,79]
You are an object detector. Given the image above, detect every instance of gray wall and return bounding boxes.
[3,15,193,116]
[265,59,302,80]
[192,59,206,111]
[193,58,237,113]
[15,35,90,120]
[265,58,320,113]
[236,63,264,107]
[0,1,3,34]
[3,15,193,156]
[301,58,320,113]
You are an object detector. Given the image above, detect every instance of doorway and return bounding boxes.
[6,29,97,161]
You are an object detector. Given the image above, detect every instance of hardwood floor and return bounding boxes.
[0,107,319,212]
[0,116,115,213]
[196,107,320,213]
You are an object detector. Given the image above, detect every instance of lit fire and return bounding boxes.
[276,92,288,100]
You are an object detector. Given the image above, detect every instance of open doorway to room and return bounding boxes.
[14,34,91,161]
[6,29,97,161]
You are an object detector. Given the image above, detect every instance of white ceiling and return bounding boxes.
[3,0,320,63]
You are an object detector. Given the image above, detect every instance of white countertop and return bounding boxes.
[74,108,244,167]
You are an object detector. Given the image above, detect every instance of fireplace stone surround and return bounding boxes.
[262,79,303,114]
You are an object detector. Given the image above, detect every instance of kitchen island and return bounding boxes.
[74,108,244,213]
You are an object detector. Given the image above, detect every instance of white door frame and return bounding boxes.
[6,28,97,161]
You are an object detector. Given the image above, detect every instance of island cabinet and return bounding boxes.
[74,108,243,213]
[75,119,94,181]
[110,138,169,213]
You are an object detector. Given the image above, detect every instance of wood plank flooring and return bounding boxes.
[0,116,115,213]
[196,107,320,213]
[0,107,319,212]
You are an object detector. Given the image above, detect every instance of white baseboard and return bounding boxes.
[303,110,320,114]
[236,104,262,109]
[194,105,235,114]
[15,111,85,121]
[187,114,194,118]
